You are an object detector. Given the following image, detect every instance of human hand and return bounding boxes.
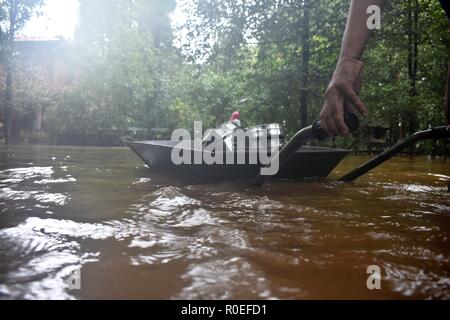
[320,58,368,136]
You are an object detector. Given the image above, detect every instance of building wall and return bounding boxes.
[1,38,68,142]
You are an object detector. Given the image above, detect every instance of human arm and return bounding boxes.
[320,0,384,136]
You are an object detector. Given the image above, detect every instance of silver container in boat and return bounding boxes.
[202,122,284,152]
[202,122,240,152]
[235,123,284,151]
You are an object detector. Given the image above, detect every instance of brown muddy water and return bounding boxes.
[0,144,449,300]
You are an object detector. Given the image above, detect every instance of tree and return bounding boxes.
[299,0,311,128]
[177,0,448,152]
[47,0,178,144]
[0,0,43,144]
[39,0,449,154]
[178,0,348,132]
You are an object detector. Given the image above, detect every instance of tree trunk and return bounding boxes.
[407,0,418,97]
[406,0,419,155]
[4,0,17,144]
[407,0,419,136]
[4,65,13,144]
[299,0,311,129]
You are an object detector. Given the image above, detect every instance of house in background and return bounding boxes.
[0,35,68,143]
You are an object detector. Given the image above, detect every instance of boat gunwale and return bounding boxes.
[126,140,351,155]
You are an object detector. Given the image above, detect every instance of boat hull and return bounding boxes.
[126,140,350,180]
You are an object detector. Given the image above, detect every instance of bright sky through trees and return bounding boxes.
[21,0,79,39]
[20,0,186,40]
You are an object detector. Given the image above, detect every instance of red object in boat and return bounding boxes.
[230,111,240,121]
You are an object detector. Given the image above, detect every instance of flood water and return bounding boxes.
[0,144,449,300]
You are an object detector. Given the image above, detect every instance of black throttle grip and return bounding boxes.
[431,126,450,140]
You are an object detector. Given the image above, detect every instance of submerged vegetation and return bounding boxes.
[0,0,449,153]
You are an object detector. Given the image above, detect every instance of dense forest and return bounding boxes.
[0,0,449,152]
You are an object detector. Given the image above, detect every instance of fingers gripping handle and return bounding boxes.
[312,113,360,140]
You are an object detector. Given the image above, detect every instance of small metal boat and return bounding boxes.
[126,140,351,180]
[126,116,449,183]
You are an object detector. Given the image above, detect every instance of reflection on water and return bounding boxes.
[0,145,449,299]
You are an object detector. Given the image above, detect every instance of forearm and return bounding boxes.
[340,0,385,60]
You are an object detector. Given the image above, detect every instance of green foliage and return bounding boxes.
[0,0,44,143]
[0,0,44,59]
[47,0,178,142]
[179,0,449,149]
[6,0,448,153]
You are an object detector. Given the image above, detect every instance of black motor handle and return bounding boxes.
[312,113,360,140]
[431,126,450,140]
[338,125,449,182]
